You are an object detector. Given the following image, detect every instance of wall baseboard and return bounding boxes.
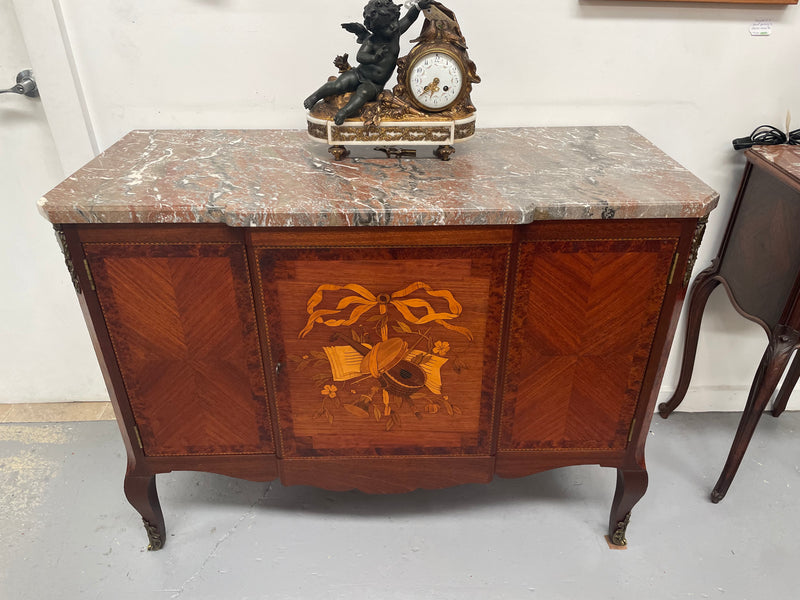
[0,401,115,423]
[657,387,799,413]
[1,389,797,424]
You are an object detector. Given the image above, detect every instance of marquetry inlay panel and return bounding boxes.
[255,243,510,458]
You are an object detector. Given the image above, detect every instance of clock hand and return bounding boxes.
[422,77,440,97]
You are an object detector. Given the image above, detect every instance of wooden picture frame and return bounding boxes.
[610,0,797,4]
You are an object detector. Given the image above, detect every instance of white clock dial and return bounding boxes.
[408,51,464,111]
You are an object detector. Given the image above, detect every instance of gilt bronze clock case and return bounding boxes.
[306,2,480,161]
[402,44,468,113]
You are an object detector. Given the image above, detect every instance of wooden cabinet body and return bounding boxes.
[60,217,698,548]
[41,127,717,549]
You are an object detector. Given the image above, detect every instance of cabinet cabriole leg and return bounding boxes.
[658,267,721,418]
[124,472,166,550]
[607,467,648,547]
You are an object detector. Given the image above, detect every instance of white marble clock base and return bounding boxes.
[306,113,476,160]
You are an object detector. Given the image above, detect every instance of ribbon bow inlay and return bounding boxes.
[299,281,473,342]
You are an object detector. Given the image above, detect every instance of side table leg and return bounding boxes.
[659,267,721,418]
[771,350,800,418]
[124,472,166,550]
[607,467,648,546]
[711,326,799,503]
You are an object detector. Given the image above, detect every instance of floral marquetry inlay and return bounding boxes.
[255,243,510,458]
[293,281,473,432]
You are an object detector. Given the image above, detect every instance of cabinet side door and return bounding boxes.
[501,236,678,452]
[83,241,273,456]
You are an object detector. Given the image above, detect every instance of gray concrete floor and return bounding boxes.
[0,412,797,600]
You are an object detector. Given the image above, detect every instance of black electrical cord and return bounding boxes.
[732,125,787,150]
[788,128,800,145]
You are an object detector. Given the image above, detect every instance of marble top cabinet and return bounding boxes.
[41,127,718,550]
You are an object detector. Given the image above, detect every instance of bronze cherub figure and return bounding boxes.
[303,0,433,125]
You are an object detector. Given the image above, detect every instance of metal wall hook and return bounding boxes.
[0,70,39,97]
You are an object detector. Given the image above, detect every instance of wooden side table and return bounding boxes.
[659,145,800,502]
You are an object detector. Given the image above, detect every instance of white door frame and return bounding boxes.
[12,0,97,174]
[1,0,106,404]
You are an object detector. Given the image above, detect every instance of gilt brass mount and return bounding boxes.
[611,512,631,546]
[143,518,164,551]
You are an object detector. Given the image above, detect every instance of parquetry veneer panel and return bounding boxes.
[84,242,273,456]
[501,238,677,451]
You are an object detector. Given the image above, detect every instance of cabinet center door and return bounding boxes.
[254,241,510,458]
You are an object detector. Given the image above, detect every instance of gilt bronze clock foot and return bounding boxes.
[434,145,455,161]
[328,145,351,161]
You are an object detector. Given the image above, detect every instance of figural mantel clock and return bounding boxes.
[304,0,480,160]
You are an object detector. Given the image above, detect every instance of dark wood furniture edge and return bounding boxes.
[708,324,799,502]
[244,231,287,458]
[489,226,522,456]
[771,350,800,417]
[495,450,626,476]
[280,456,495,493]
[146,455,279,481]
[657,266,724,420]
[57,224,167,550]
[659,155,800,505]
[715,159,800,333]
[59,223,284,550]
[606,217,699,545]
[59,217,708,549]
[658,160,761,419]
[746,148,800,193]
[659,157,800,412]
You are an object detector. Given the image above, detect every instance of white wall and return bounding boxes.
[1,0,105,403]
[7,0,800,409]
